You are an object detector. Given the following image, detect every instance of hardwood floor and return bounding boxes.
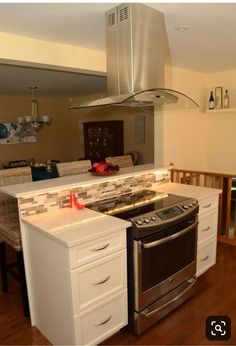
[0,242,235,345]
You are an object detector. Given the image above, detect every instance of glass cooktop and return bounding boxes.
[86,190,189,219]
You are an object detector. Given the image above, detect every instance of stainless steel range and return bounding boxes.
[87,190,199,335]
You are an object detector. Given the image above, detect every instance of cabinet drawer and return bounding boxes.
[75,291,127,345]
[199,195,219,214]
[197,239,217,277]
[198,210,218,245]
[69,230,126,269]
[71,250,127,313]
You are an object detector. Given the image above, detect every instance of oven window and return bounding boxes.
[141,227,196,292]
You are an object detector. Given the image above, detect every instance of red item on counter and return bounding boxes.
[73,193,85,209]
[68,192,85,209]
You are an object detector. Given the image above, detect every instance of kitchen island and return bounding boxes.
[0,165,221,345]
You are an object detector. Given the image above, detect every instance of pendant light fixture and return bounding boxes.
[17,86,51,136]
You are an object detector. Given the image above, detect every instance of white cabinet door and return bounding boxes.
[198,209,218,246]
[74,291,127,345]
[199,195,219,214]
[197,239,217,277]
[69,231,126,269]
[71,250,127,314]
[197,193,219,277]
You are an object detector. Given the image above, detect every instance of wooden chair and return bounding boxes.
[105,155,133,168]
[56,160,92,177]
[0,167,32,317]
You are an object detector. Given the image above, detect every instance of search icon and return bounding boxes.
[215,324,223,333]
[206,316,231,340]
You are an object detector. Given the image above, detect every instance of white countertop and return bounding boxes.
[22,207,131,247]
[151,182,221,200]
[0,164,167,198]
[22,182,221,247]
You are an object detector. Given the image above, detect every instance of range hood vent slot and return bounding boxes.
[106,9,117,27]
[119,5,129,22]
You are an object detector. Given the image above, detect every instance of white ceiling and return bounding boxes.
[1,3,236,96]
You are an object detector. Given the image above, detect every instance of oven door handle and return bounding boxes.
[142,221,198,249]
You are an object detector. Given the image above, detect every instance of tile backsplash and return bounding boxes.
[19,169,170,217]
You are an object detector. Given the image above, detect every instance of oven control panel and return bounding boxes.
[131,198,198,228]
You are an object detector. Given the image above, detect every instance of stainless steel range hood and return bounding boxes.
[71,3,198,110]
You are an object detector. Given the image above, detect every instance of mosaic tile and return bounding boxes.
[19,169,170,217]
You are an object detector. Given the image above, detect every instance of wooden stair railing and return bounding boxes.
[171,168,236,246]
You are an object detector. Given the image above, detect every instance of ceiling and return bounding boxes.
[1,3,236,97]
[0,64,107,98]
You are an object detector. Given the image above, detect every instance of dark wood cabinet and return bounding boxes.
[83,121,124,163]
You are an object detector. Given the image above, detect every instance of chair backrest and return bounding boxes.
[0,167,32,217]
[105,155,133,168]
[56,160,92,177]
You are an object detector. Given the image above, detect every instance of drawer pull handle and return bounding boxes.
[92,275,111,286]
[201,255,209,261]
[201,226,210,232]
[91,243,110,252]
[202,203,211,209]
[94,315,112,326]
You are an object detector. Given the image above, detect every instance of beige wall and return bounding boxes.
[69,102,154,164]
[0,94,154,167]
[0,95,73,166]
[165,65,207,107]
[155,66,236,175]
[204,70,236,174]
[154,65,207,171]
[205,112,236,174]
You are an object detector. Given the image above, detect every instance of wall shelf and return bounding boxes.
[206,108,236,113]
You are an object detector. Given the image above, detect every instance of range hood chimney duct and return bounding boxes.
[71,3,198,110]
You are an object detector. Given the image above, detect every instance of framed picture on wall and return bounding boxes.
[215,87,223,109]
[0,122,37,144]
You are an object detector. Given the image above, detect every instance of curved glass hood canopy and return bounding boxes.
[70,88,199,110]
[71,4,199,111]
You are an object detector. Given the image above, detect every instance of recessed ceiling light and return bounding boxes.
[175,25,191,32]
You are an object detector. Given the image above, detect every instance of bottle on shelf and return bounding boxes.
[209,91,215,110]
[224,89,229,109]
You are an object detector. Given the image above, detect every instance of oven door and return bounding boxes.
[133,216,198,312]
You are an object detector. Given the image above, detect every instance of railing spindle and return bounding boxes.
[196,174,200,186]
[189,173,193,185]
[211,176,216,188]
[176,171,180,183]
